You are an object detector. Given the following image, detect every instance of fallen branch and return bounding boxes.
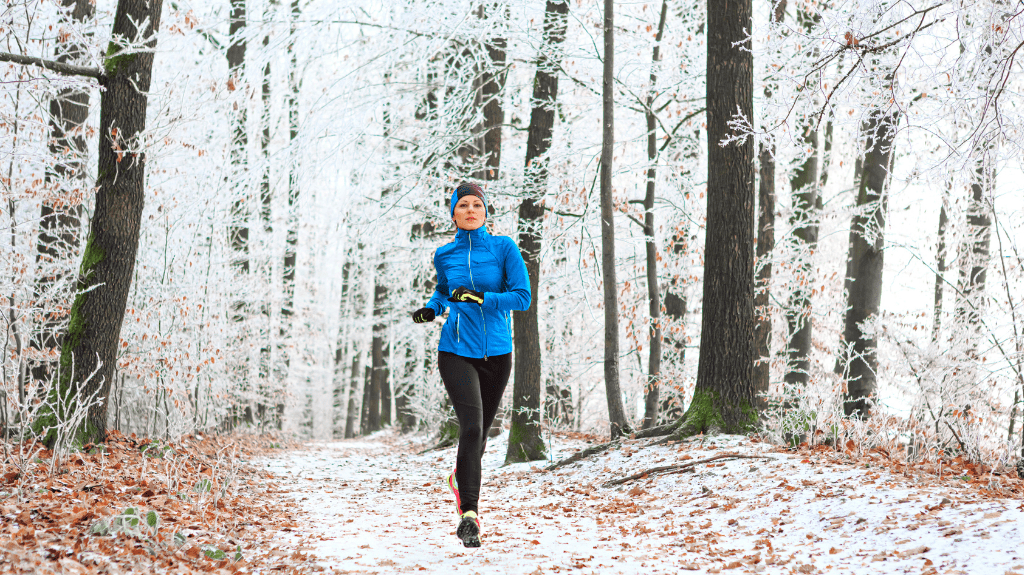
[602,453,774,487]
[416,437,456,454]
[545,421,678,471]
[546,440,621,471]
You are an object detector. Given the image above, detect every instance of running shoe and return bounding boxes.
[446,469,462,515]
[457,510,481,547]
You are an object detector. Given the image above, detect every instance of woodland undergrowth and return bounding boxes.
[0,431,315,574]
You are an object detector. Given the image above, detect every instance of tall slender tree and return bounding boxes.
[0,0,166,444]
[753,0,786,408]
[479,2,507,182]
[506,0,569,463]
[599,0,630,439]
[839,109,899,417]
[931,186,949,342]
[677,0,757,435]
[784,7,823,388]
[640,0,669,431]
[227,0,249,283]
[226,0,251,426]
[278,0,300,423]
[30,0,95,391]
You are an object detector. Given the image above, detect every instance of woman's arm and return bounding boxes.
[425,250,450,316]
[482,237,531,312]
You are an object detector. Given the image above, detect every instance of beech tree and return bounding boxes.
[506,0,569,464]
[0,0,166,444]
[839,108,899,418]
[30,0,94,392]
[639,0,669,430]
[598,0,630,439]
[677,0,757,435]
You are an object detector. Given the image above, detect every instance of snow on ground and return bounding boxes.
[258,431,1024,574]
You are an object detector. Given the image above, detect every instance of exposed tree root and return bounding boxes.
[602,453,773,487]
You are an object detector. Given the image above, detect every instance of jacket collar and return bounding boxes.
[455,227,489,243]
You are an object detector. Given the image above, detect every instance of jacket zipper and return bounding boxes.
[468,233,487,360]
[456,312,460,343]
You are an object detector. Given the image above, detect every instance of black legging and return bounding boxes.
[438,350,512,514]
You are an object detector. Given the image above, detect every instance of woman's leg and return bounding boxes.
[438,351,485,514]
[474,353,512,458]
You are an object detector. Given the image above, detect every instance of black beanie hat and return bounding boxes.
[450,182,486,216]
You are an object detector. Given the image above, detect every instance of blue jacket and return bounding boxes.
[425,227,531,359]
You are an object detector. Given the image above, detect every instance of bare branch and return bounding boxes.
[0,51,104,80]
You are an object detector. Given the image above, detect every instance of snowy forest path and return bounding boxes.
[258,433,1024,574]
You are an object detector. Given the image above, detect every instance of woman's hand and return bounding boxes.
[448,286,484,305]
[412,307,435,323]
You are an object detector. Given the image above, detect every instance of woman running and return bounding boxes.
[411,181,531,547]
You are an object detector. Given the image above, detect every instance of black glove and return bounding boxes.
[448,286,484,305]
[412,307,435,323]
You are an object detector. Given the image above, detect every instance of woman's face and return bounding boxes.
[453,195,486,231]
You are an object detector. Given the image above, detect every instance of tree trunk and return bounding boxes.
[784,6,821,388]
[380,343,392,426]
[38,0,164,444]
[954,153,993,334]
[226,0,249,428]
[599,0,630,439]
[367,258,387,433]
[344,346,362,438]
[640,0,669,431]
[840,110,898,417]
[754,145,775,410]
[661,229,689,419]
[785,124,819,387]
[360,363,372,435]
[31,0,95,389]
[480,2,507,181]
[931,187,949,342]
[753,0,785,409]
[680,0,756,435]
[278,0,300,420]
[507,0,569,464]
[228,0,249,280]
[331,260,352,437]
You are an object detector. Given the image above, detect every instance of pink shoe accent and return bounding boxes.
[447,470,462,515]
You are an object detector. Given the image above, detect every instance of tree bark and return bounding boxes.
[277,0,300,421]
[228,0,249,280]
[784,6,821,388]
[599,0,630,439]
[931,187,949,342]
[661,229,689,419]
[332,260,352,437]
[954,152,993,334]
[344,346,362,438]
[785,124,819,387]
[640,0,669,431]
[36,0,164,444]
[31,0,95,389]
[480,2,507,181]
[507,0,569,464]
[679,0,756,435]
[840,110,898,417]
[226,0,250,428]
[753,0,785,409]
[367,258,388,433]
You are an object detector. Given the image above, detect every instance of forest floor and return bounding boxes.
[2,429,1022,574]
[260,430,1024,575]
